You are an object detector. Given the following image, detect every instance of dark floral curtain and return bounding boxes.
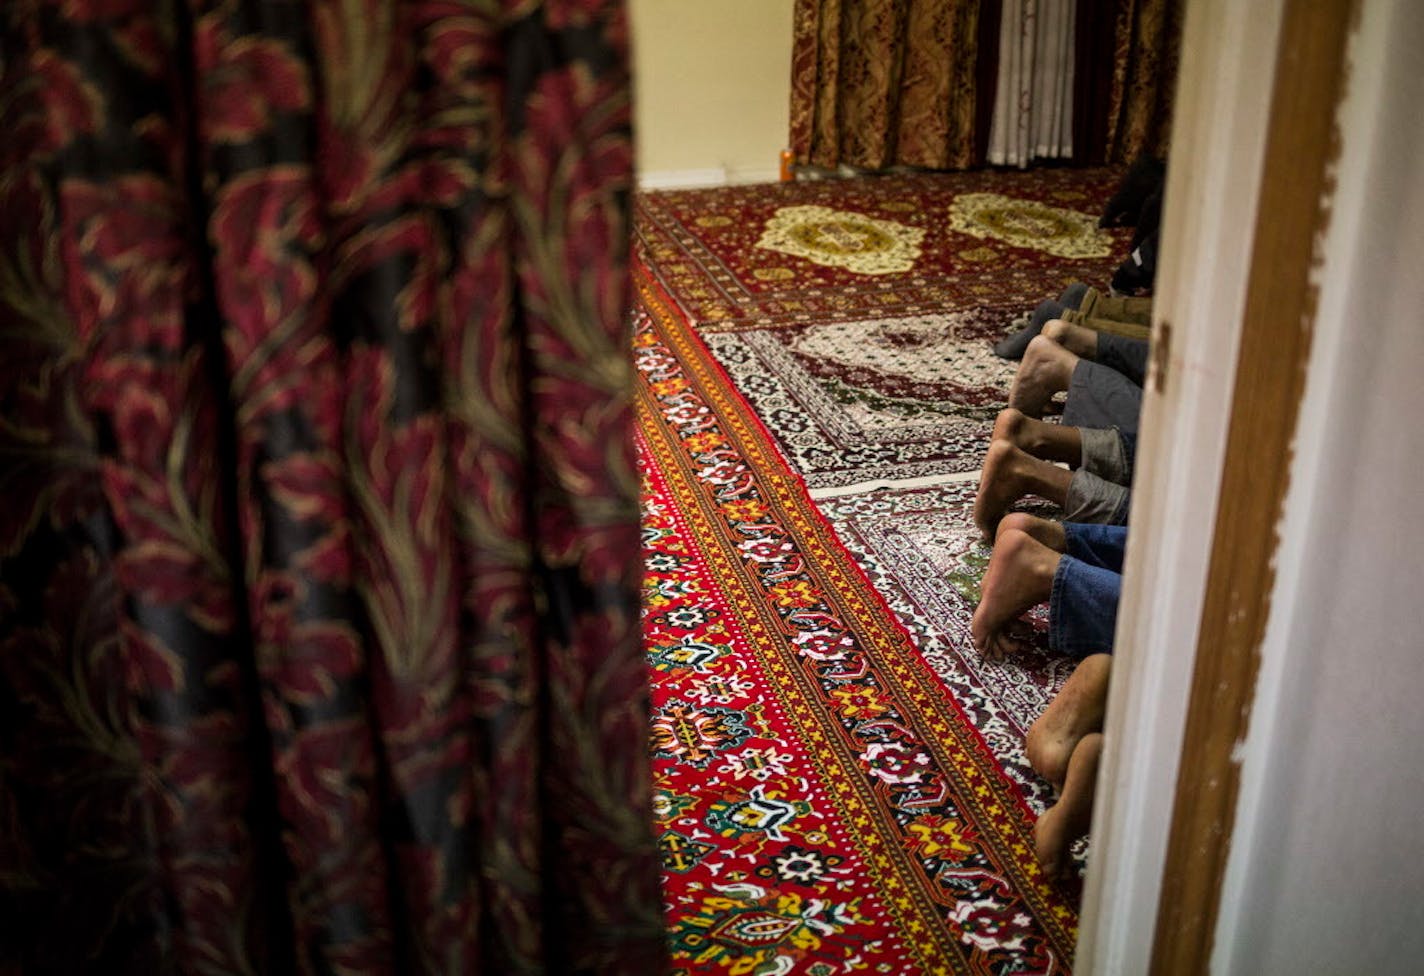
[0,1,663,974]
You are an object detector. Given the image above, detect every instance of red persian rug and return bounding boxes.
[636,170,1132,487]
[636,270,1079,975]
[635,167,1131,333]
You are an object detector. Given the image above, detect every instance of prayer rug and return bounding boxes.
[635,168,1132,333]
[636,271,1079,975]
[813,482,1070,809]
[701,311,1014,489]
[638,169,1132,487]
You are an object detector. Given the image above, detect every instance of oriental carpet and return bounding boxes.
[636,169,1131,974]
[637,273,1076,975]
[637,169,1132,490]
[635,167,1129,333]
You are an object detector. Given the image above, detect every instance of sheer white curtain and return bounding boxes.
[987,0,1076,167]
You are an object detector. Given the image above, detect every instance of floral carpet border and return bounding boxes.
[635,266,1077,971]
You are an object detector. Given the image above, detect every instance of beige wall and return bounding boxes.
[628,0,795,187]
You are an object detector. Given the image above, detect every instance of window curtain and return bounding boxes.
[789,0,1180,172]
[1102,0,1182,161]
[1076,0,1184,164]
[788,0,988,170]
[987,0,1078,167]
[0,2,664,974]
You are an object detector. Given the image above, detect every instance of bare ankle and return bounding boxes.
[996,511,1041,541]
[1026,718,1070,789]
[1011,336,1076,417]
[993,407,1026,443]
[975,439,1031,538]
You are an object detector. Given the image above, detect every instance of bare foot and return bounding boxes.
[1025,653,1111,790]
[971,528,1060,661]
[974,439,1022,540]
[1034,732,1104,881]
[973,440,1074,541]
[1008,335,1079,418]
[992,407,1083,465]
[995,512,1068,551]
[1042,318,1101,359]
[991,406,1028,444]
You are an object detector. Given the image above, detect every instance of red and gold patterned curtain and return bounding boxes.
[0,2,663,973]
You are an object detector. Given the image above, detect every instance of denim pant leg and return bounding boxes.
[1067,427,1135,520]
[1064,522,1129,572]
[1063,471,1131,524]
[1049,522,1128,656]
[1049,556,1123,656]
[1118,429,1137,485]
[1079,427,1130,484]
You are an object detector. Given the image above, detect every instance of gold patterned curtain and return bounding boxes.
[1075,0,1183,164]
[789,0,987,171]
[790,0,1182,173]
[1103,0,1182,161]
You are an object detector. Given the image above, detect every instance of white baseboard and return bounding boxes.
[637,166,783,190]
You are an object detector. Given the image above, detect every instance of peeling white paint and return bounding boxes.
[1212,2,1424,972]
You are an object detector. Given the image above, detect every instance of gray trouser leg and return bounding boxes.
[1079,426,1131,484]
[1062,360,1144,433]
[1064,470,1132,524]
[1096,332,1151,387]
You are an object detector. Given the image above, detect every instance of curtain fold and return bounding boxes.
[987,0,1077,167]
[0,2,664,973]
[789,0,984,170]
[1102,0,1183,162]
[1075,0,1182,164]
[789,0,1180,173]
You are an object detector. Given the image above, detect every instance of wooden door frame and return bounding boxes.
[1076,0,1363,971]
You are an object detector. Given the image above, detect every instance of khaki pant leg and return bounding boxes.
[1089,293,1154,327]
[1061,307,1153,340]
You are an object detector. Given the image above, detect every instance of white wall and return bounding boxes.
[1084,1,1424,972]
[628,0,794,187]
[1212,1,1424,970]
